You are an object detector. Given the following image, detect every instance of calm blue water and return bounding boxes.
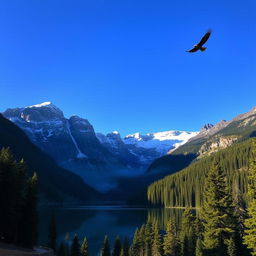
[39,206,184,256]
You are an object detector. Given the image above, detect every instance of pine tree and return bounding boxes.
[112,236,122,256]
[163,219,179,256]
[180,208,196,256]
[201,161,236,256]
[195,238,203,256]
[152,222,163,256]
[244,142,256,255]
[181,236,189,256]
[144,222,153,256]
[71,234,80,256]
[81,237,89,256]
[130,229,141,256]
[20,172,38,248]
[101,235,111,256]
[233,179,249,255]
[227,237,236,256]
[13,159,27,244]
[48,214,57,253]
[0,148,17,242]
[0,149,39,247]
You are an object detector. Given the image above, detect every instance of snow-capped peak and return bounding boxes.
[27,102,52,108]
[112,131,119,135]
[125,132,142,140]
[123,130,199,154]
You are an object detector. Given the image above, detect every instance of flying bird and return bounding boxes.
[186,30,212,53]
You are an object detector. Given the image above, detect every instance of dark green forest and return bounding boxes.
[0,148,37,248]
[148,138,255,208]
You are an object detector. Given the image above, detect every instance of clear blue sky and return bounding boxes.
[0,0,255,135]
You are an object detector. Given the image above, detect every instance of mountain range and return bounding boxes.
[148,106,256,174]
[3,102,197,192]
[1,102,256,203]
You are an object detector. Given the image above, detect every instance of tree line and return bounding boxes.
[148,138,255,208]
[48,215,130,256]
[0,147,38,248]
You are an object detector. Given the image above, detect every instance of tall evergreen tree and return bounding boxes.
[130,229,141,256]
[0,148,17,242]
[144,222,153,256]
[227,237,236,256]
[101,235,111,256]
[20,172,38,248]
[244,142,256,256]
[201,161,236,256]
[180,208,196,256]
[233,180,250,255]
[0,148,39,248]
[152,222,163,256]
[81,237,89,256]
[48,214,57,253]
[195,238,203,256]
[112,236,122,256]
[13,159,27,244]
[163,219,180,256]
[71,234,80,256]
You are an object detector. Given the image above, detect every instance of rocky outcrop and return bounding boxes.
[199,135,238,156]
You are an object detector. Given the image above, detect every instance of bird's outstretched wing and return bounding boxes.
[186,46,198,53]
[198,30,212,47]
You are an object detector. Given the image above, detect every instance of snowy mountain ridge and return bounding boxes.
[123,130,198,153]
[97,130,198,165]
[3,101,198,191]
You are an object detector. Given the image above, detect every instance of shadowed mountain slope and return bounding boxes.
[0,114,99,203]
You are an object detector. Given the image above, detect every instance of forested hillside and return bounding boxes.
[148,138,255,207]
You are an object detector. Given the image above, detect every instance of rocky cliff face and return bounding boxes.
[198,135,238,156]
[3,102,124,191]
[173,106,256,157]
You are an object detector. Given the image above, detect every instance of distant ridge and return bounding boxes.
[148,106,256,174]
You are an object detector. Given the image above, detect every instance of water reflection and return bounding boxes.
[147,208,185,230]
[39,206,187,255]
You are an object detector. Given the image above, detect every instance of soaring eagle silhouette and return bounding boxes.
[186,30,212,53]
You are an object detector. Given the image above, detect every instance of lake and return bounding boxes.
[39,205,185,256]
